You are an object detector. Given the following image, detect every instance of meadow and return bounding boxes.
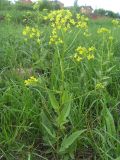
[0,7,120,160]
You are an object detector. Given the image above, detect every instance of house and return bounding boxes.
[56,1,64,8]
[80,6,93,15]
[20,0,32,4]
[49,1,64,9]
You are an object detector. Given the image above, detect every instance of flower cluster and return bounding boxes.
[24,76,38,86]
[45,10,73,44]
[49,29,63,44]
[97,27,114,42]
[108,36,114,42]
[22,26,41,44]
[97,27,111,34]
[112,19,120,27]
[45,10,88,44]
[74,46,95,62]
[45,10,73,30]
[83,29,91,37]
[95,82,105,90]
[76,14,88,29]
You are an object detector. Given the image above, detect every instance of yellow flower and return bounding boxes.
[76,22,88,29]
[46,9,88,45]
[76,14,81,20]
[70,19,76,25]
[30,34,34,38]
[76,46,87,55]
[36,31,40,37]
[37,39,41,44]
[74,46,96,62]
[32,27,36,32]
[97,27,111,34]
[87,54,94,60]
[95,82,105,90]
[25,26,30,32]
[22,26,41,43]
[76,57,83,62]
[88,46,96,52]
[83,31,91,37]
[109,36,113,41]
[74,53,77,59]
[24,76,38,86]
[23,30,27,36]
[112,19,119,26]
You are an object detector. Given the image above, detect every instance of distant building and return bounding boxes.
[49,0,64,9]
[20,0,32,4]
[80,6,93,15]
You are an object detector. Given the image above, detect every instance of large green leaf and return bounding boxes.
[57,91,72,127]
[41,110,56,139]
[102,107,116,138]
[48,90,59,114]
[42,123,56,139]
[59,130,86,153]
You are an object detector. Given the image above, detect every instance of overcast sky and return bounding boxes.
[12,0,120,13]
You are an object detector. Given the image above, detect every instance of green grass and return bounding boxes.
[0,9,120,160]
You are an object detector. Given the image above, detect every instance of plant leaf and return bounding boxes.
[42,123,56,139]
[57,91,72,127]
[106,65,116,73]
[48,90,59,114]
[102,107,116,138]
[41,110,56,139]
[59,130,86,153]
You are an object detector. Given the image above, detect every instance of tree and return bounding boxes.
[94,8,120,18]
[74,0,78,7]
[94,9,106,16]
[0,0,11,10]
[73,0,79,13]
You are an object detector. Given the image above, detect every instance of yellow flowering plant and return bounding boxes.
[22,26,41,44]
[74,46,96,62]
[95,82,105,90]
[24,76,38,86]
[112,19,120,27]
[97,27,111,34]
[45,10,89,45]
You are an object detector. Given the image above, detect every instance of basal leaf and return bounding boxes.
[41,110,56,139]
[59,130,86,153]
[48,90,59,114]
[102,107,116,138]
[57,91,72,127]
